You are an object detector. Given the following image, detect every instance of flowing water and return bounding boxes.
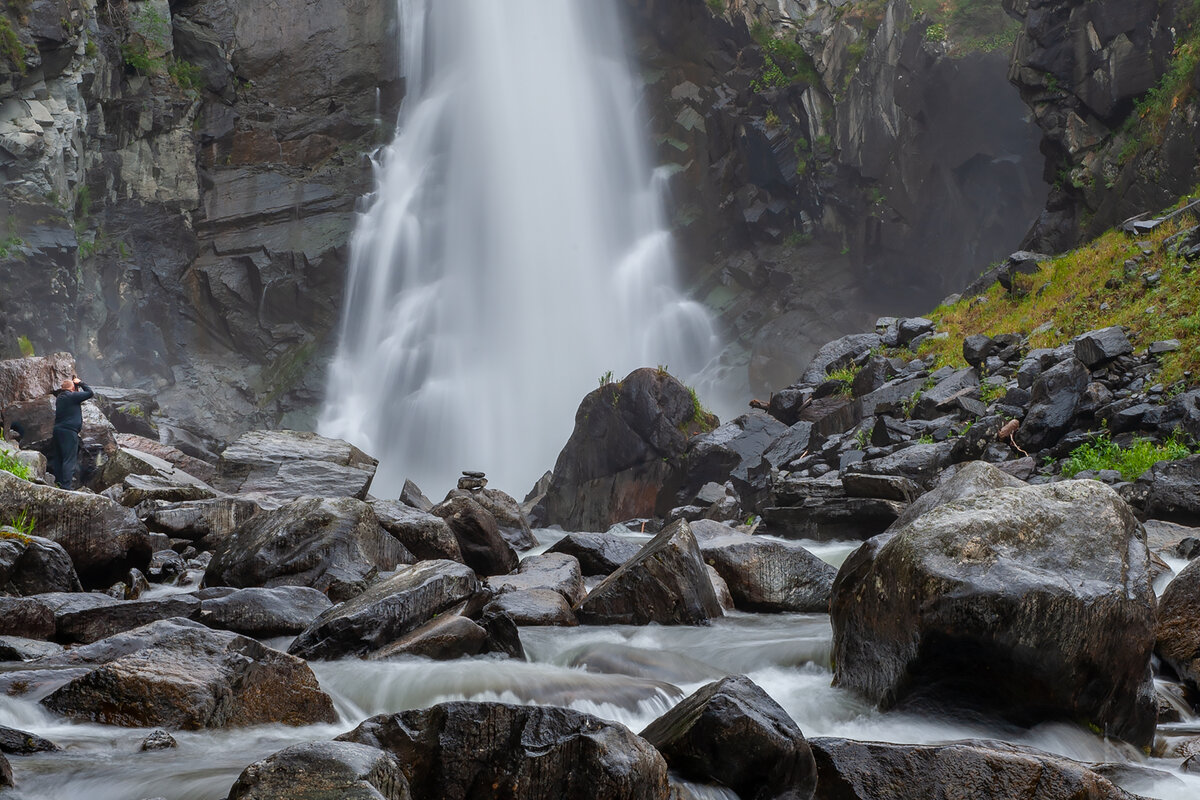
[3,532,1199,799]
[319,0,719,500]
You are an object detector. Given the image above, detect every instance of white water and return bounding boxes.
[319,0,719,500]
[5,533,1200,799]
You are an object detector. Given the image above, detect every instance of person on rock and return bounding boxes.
[50,375,93,490]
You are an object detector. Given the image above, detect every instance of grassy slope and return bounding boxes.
[918,198,1200,386]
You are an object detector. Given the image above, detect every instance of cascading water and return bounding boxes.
[319,0,719,499]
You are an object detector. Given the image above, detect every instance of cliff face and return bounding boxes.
[0,0,396,440]
[1004,0,1196,252]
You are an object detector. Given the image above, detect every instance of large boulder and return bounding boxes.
[369,499,462,562]
[0,353,75,407]
[430,494,517,576]
[205,496,413,601]
[97,447,215,498]
[114,432,217,483]
[445,487,537,550]
[215,430,378,503]
[138,496,261,551]
[0,596,55,640]
[1135,455,1200,525]
[697,530,836,613]
[831,479,1157,747]
[0,532,81,595]
[641,675,816,800]
[1014,357,1089,452]
[488,552,585,605]
[536,368,715,531]
[288,560,482,660]
[198,586,333,638]
[575,519,722,626]
[1156,558,1200,696]
[338,702,668,800]
[677,411,788,505]
[227,741,411,800]
[484,589,578,627]
[545,530,643,576]
[38,618,336,729]
[0,471,153,589]
[56,596,201,644]
[809,738,1141,800]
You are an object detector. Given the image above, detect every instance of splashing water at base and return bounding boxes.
[319,0,719,499]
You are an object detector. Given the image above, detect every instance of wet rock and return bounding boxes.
[0,725,59,754]
[840,442,954,490]
[431,494,518,576]
[227,740,410,800]
[678,411,788,506]
[1135,455,1200,525]
[198,586,333,638]
[215,430,378,504]
[1074,327,1133,369]
[840,473,922,503]
[1156,558,1200,697]
[205,496,413,600]
[399,478,433,512]
[0,752,9,788]
[288,560,481,660]
[0,471,153,589]
[98,447,215,498]
[140,730,177,751]
[962,334,996,368]
[575,520,722,626]
[536,368,713,531]
[760,498,906,542]
[137,497,261,551]
[0,354,75,408]
[545,531,643,576]
[40,618,336,729]
[831,479,1156,747]
[699,532,835,613]
[443,487,536,551]
[0,596,54,640]
[339,702,668,800]
[102,472,216,508]
[1014,357,1090,452]
[368,499,462,562]
[56,596,201,644]
[0,635,63,661]
[810,738,1140,800]
[114,433,216,484]
[0,533,81,595]
[484,588,578,627]
[364,610,513,662]
[147,549,186,584]
[799,334,881,385]
[488,552,585,605]
[641,675,816,800]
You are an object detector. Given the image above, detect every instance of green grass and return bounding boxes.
[921,195,1200,386]
[749,23,822,93]
[909,0,1018,55]
[1061,431,1194,482]
[826,364,858,397]
[17,334,32,357]
[2,509,36,538]
[0,449,32,480]
[0,14,26,75]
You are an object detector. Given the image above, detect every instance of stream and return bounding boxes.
[2,533,1199,799]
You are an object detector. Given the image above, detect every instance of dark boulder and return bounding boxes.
[137,496,261,551]
[445,487,536,551]
[1156,558,1200,696]
[0,596,54,640]
[204,496,413,600]
[0,533,81,595]
[641,674,816,800]
[575,520,722,625]
[0,635,63,661]
[0,471,153,589]
[536,368,714,531]
[1135,455,1200,525]
[338,702,668,800]
[400,478,433,512]
[369,499,462,562]
[831,479,1156,747]
[1074,326,1133,368]
[699,531,835,613]
[0,725,59,754]
[760,498,906,542]
[288,560,481,660]
[484,589,578,627]
[799,334,881,385]
[56,596,201,644]
[198,586,333,638]
[39,618,336,729]
[839,442,954,490]
[431,494,518,576]
[214,430,378,503]
[678,411,788,505]
[1014,357,1089,452]
[545,530,642,576]
[227,741,411,800]
[364,607,522,662]
[810,738,1140,800]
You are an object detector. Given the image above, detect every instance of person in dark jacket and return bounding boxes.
[50,376,93,490]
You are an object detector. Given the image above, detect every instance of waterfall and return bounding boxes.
[319,0,719,500]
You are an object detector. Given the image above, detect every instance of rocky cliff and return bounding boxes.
[0,0,396,444]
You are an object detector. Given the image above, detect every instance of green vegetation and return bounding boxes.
[2,509,37,539]
[0,14,26,74]
[0,449,31,481]
[979,381,1006,406]
[920,196,1200,386]
[749,23,821,93]
[17,334,32,356]
[0,233,23,258]
[168,57,204,95]
[1061,431,1194,482]
[825,364,857,397]
[705,0,725,13]
[598,370,614,388]
[1119,9,1200,165]
[909,0,1019,55]
[688,386,717,433]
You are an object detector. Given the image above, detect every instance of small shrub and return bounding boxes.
[826,364,857,397]
[1061,431,1193,482]
[168,57,204,94]
[0,15,26,75]
[17,334,33,357]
